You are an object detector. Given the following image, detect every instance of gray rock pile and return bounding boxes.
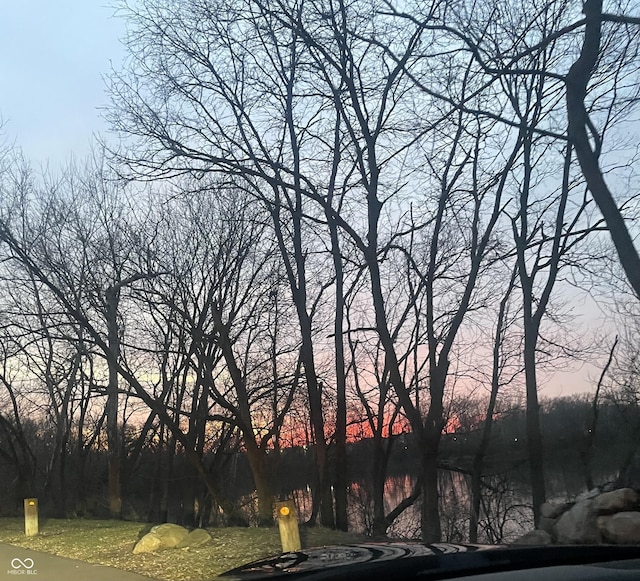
[133,523,212,554]
[515,487,640,545]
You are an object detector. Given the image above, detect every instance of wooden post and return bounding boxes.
[276,500,301,552]
[24,498,38,537]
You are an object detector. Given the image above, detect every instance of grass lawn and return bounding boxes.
[0,518,366,580]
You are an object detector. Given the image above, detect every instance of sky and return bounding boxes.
[0,1,617,399]
[0,1,126,168]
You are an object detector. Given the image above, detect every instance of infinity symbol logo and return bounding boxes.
[11,558,34,569]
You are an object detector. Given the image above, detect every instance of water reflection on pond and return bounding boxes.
[288,470,532,542]
[286,460,616,542]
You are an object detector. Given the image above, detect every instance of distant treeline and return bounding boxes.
[0,394,637,531]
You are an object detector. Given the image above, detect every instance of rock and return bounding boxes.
[593,488,640,514]
[133,532,164,554]
[541,502,571,520]
[150,523,190,548]
[598,512,640,544]
[176,528,212,548]
[513,530,552,545]
[576,488,601,502]
[538,516,557,538]
[555,499,600,544]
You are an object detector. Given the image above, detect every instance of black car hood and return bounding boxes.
[219,542,640,580]
[219,542,496,578]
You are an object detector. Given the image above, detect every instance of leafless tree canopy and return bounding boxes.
[0,0,638,541]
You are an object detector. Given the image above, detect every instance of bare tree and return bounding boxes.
[0,157,231,517]
[106,0,547,540]
[467,258,525,542]
[580,335,618,490]
[429,0,640,292]
[137,184,303,524]
[110,0,343,525]
[565,0,640,299]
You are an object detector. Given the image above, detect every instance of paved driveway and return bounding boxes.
[0,543,161,581]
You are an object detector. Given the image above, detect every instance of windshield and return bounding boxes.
[1,0,640,580]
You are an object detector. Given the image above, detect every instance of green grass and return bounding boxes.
[0,518,366,580]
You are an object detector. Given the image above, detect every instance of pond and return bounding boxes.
[284,456,619,543]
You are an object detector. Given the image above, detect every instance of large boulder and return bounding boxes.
[176,528,212,549]
[555,499,600,544]
[513,530,553,545]
[593,488,640,514]
[575,488,601,502]
[598,512,640,544]
[133,532,164,554]
[538,516,557,539]
[150,523,190,548]
[541,502,571,520]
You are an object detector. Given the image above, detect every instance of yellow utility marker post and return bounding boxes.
[24,498,38,537]
[276,500,301,552]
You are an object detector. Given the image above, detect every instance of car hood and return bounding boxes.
[219,542,497,578]
[219,542,640,580]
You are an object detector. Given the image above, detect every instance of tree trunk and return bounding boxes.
[524,330,545,527]
[566,0,640,300]
[299,317,334,528]
[105,287,122,520]
[160,432,176,523]
[328,212,348,531]
[421,438,441,543]
[581,336,617,490]
[208,302,276,524]
[470,269,515,542]
[371,429,388,536]
[244,439,275,526]
[269,194,333,528]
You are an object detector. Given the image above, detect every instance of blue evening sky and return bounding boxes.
[0,1,126,168]
[0,1,609,396]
